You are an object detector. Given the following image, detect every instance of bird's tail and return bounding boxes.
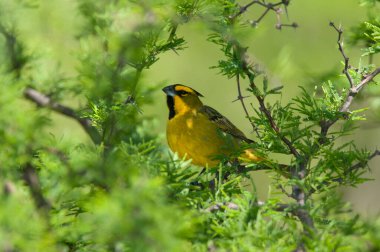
[239,148,262,162]
[238,149,290,178]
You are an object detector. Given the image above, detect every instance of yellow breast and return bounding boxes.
[166,109,240,167]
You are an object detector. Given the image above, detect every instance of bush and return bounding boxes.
[0,0,380,251]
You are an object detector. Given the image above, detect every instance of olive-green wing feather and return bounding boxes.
[199,105,254,143]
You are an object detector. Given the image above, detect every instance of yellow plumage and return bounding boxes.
[163,84,260,167]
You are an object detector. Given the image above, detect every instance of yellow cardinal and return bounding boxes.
[163,84,260,167]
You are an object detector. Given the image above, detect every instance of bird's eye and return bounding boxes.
[177,90,189,96]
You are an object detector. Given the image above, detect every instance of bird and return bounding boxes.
[163,84,261,168]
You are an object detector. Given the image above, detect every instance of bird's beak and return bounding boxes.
[162,86,176,97]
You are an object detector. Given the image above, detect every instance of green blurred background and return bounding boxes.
[15,0,380,215]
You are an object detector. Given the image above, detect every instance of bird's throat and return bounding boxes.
[167,96,175,119]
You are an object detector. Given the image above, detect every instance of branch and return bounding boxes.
[307,149,380,197]
[233,43,313,235]
[274,8,298,30]
[23,162,51,212]
[256,94,300,158]
[313,26,380,148]
[329,22,354,88]
[230,0,282,20]
[339,67,380,113]
[270,201,315,234]
[256,201,314,233]
[347,149,380,174]
[205,201,313,233]
[229,0,297,29]
[233,74,260,137]
[204,202,239,212]
[329,22,380,114]
[278,184,293,198]
[249,75,300,158]
[3,181,16,195]
[231,42,313,233]
[24,88,101,144]
[232,43,300,158]
[224,3,311,238]
[356,67,380,91]
[254,6,271,25]
[293,208,315,234]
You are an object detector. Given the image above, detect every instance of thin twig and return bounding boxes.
[230,0,261,20]
[274,8,297,30]
[229,0,297,30]
[24,88,101,144]
[347,149,380,174]
[252,7,271,26]
[231,0,282,20]
[234,74,260,137]
[257,96,301,158]
[253,80,300,157]
[307,149,380,196]
[329,22,354,88]
[278,185,293,198]
[276,22,298,29]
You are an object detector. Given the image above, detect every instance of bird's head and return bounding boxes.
[162,84,204,119]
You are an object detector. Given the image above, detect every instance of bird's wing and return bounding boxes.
[199,105,254,143]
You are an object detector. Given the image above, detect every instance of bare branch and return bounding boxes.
[24,88,101,144]
[276,22,298,30]
[330,22,354,88]
[230,0,263,20]
[253,7,271,25]
[229,0,297,30]
[274,8,298,30]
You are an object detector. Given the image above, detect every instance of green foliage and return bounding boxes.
[360,0,380,7]
[350,18,380,57]
[363,22,380,56]
[0,0,380,251]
